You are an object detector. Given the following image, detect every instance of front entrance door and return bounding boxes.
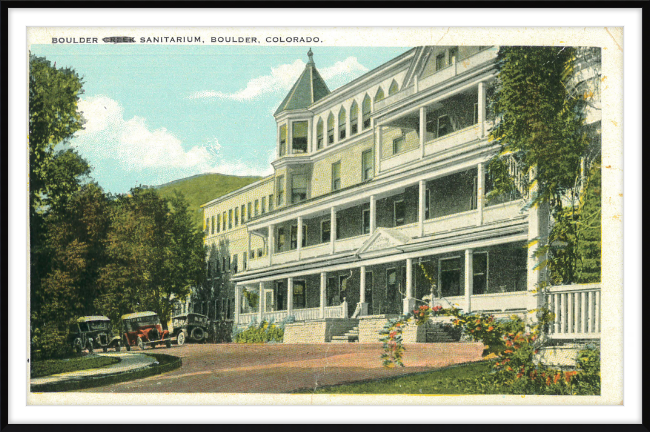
[386,267,403,315]
[365,271,373,315]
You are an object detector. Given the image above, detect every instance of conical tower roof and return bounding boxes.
[274,49,330,116]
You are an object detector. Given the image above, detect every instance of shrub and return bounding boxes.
[234,320,284,344]
[31,323,72,361]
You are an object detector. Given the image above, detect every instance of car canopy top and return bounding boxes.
[172,313,208,319]
[121,311,158,320]
[77,316,110,322]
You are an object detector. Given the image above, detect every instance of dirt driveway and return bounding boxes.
[80,342,484,393]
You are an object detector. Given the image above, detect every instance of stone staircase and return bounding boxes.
[331,325,359,343]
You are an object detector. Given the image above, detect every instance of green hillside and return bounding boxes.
[157,173,262,229]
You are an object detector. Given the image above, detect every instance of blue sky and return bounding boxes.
[31,45,410,194]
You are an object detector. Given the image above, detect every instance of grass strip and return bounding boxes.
[31,355,120,378]
[295,361,493,395]
[30,353,181,393]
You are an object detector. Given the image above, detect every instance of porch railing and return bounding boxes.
[546,284,601,339]
[236,302,348,326]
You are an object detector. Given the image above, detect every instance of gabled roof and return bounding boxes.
[274,49,330,116]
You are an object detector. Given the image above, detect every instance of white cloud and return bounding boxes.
[189,56,369,102]
[75,95,214,172]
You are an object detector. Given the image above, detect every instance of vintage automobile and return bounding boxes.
[171,313,210,345]
[121,311,172,350]
[69,316,122,353]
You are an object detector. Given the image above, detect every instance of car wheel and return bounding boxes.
[177,331,186,346]
[165,338,172,348]
[137,336,145,350]
[103,347,108,353]
[191,327,204,341]
[115,343,121,352]
[87,342,94,354]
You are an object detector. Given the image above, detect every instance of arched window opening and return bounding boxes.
[374,87,385,103]
[327,113,335,144]
[316,118,324,149]
[389,80,399,95]
[338,107,347,140]
[362,95,372,130]
[350,101,359,135]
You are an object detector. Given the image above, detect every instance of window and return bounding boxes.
[250,249,255,259]
[293,280,306,309]
[279,124,287,156]
[276,176,285,206]
[275,281,285,311]
[440,257,462,296]
[338,108,346,140]
[235,207,239,226]
[435,53,446,71]
[425,187,430,219]
[257,248,263,258]
[211,216,215,234]
[362,95,372,130]
[243,252,247,270]
[222,257,226,271]
[241,204,246,222]
[205,218,209,233]
[321,220,331,243]
[226,255,231,271]
[290,225,307,249]
[362,208,371,234]
[374,87,384,103]
[327,113,335,144]
[393,134,405,155]
[261,196,266,214]
[362,149,373,181]
[228,209,233,229]
[437,115,451,138]
[473,102,479,125]
[277,227,285,250]
[394,199,405,226]
[268,194,274,211]
[292,121,308,153]
[365,271,374,315]
[222,212,227,231]
[332,161,341,191]
[473,252,488,295]
[389,80,399,95]
[232,254,238,273]
[449,47,458,65]
[247,202,252,220]
[317,118,324,149]
[291,174,308,204]
[350,102,359,135]
[216,215,221,233]
[254,199,259,216]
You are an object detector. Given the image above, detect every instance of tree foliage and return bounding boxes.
[96,188,206,327]
[487,46,601,284]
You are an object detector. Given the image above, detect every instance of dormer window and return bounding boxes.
[338,108,346,140]
[279,124,287,156]
[292,121,308,153]
[350,102,359,136]
[362,95,371,130]
[375,87,385,103]
[389,80,399,95]
[317,118,324,149]
[327,113,335,144]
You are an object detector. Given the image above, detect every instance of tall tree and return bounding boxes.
[487,46,601,284]
[96,188,206,327]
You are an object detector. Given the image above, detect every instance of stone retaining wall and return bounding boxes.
[283,319,358,343]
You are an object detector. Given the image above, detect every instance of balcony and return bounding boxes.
[374,46,498,111]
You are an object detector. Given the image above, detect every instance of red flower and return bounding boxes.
[504,350,513,354]
[546,377,551,386]
[553,373,561,384]
[488,326,494,331]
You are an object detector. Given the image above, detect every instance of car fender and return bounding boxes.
[109,336,121,347]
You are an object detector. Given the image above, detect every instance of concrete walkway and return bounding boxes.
[31,352,155,387]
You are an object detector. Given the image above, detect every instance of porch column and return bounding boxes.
[287,277,294,317]
[330,207,337,254]
[268,224,275,265]
[297,216,303,259]
[320,272,327,319]
[419,106,426,158]
[358,266,368,316]
[369,195,377,234]
[527,173,550,314]
[403,258,416,314]
[477,162,485,226]
[234,285,241,325]
[258,282,265,323]
[478,81,486,138]
[465,249,473,313]
[375,126,383,174]
[418,180,426,237]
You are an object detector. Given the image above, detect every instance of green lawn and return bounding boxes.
[31,355,120,378]
[303,362,495,395]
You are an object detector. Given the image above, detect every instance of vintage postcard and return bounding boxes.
[22,24,623,410]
